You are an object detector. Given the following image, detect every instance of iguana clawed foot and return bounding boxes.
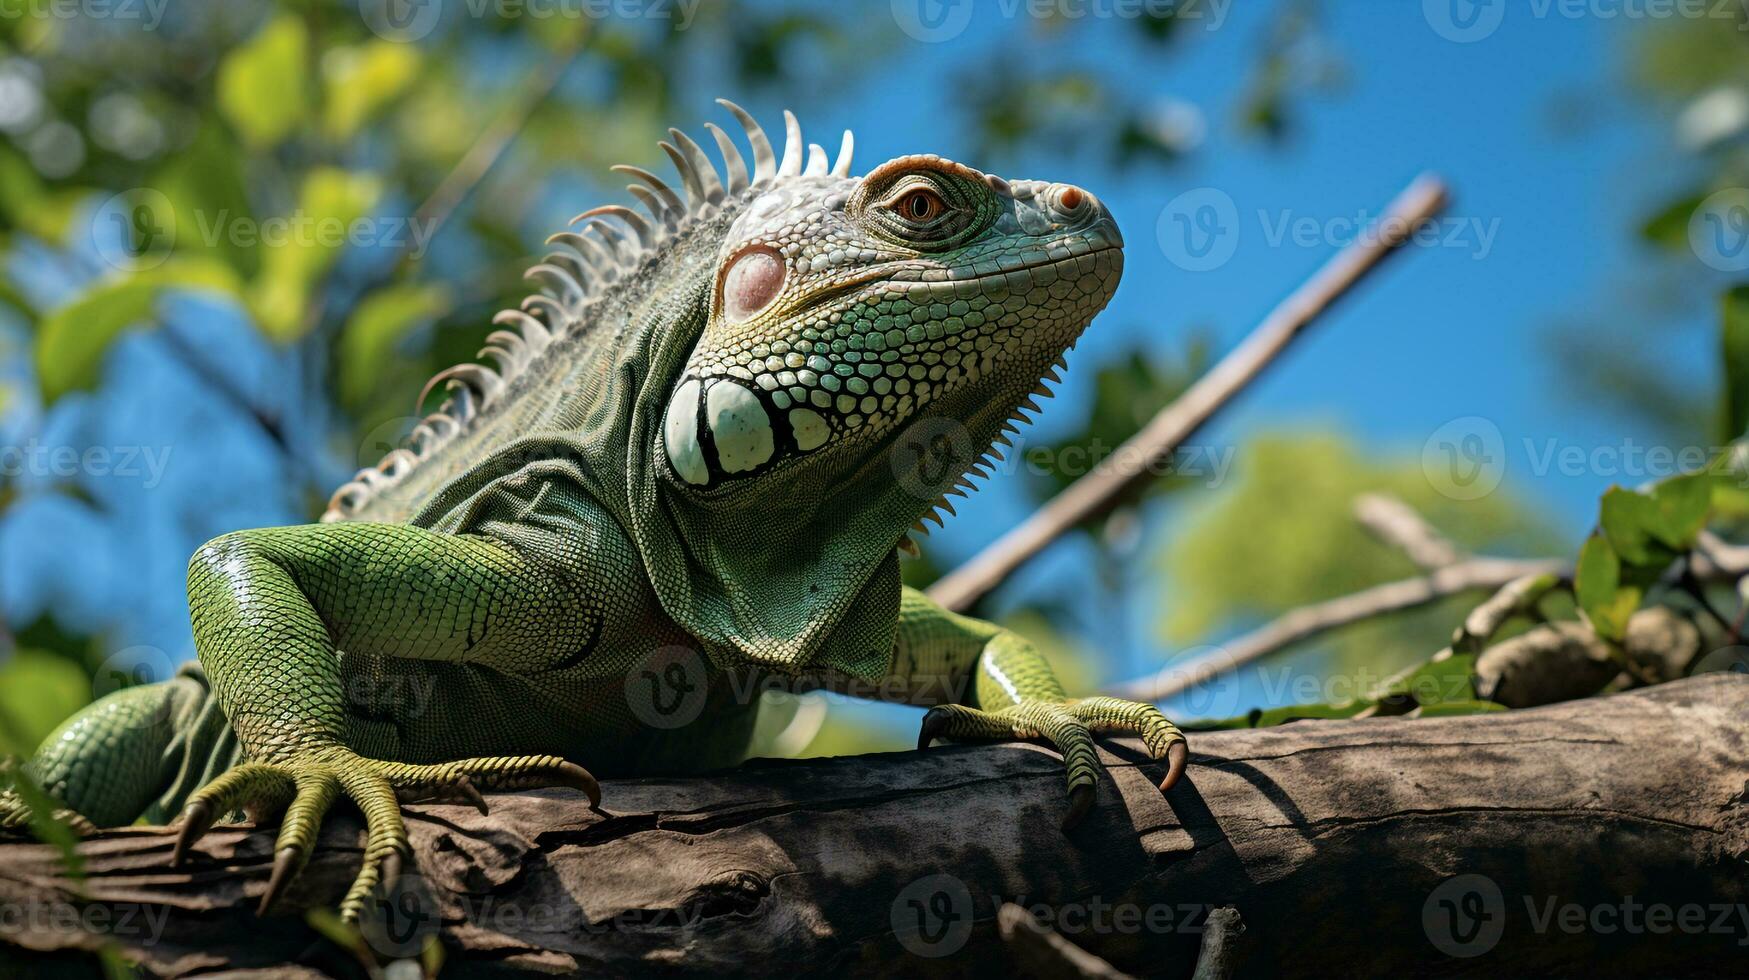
[169,747,599,922]
[0,790,98,836]
[916,697,1187,830]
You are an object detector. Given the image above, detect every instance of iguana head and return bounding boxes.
[659,131,1123,520]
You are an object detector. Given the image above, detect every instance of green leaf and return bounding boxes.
[338,283,452,408]
[322,41,421,141]
[1647,472,1712,549]
[35,259,243,402]
[1640,191,1707,252]
[1575,532,1639,641]
[1598,486,1665,566]
[1722,286,1749,443]
[0,650,91,756]
[1415,699,1509,718]
[217,15,309,149]
[1373,652,1479,706]
[248,168,381,342]
[153,123,258,278]
[0,145,80,242]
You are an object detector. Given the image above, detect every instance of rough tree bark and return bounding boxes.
[1,674,1745,979]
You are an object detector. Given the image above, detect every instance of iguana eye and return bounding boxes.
[896,188,945,223]
[720,245,785,323]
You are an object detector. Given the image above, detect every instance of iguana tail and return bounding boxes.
[2,664,242,830]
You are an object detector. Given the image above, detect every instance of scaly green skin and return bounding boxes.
[0,102,1185,922]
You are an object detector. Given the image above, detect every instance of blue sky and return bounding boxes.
[2,2,1732,718]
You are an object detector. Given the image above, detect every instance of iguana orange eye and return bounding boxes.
[721,245,785,323]
[896,188,945,222]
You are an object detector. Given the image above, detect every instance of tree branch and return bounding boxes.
[1108,556,1567,704]
[1353,491,1464,570]
[927,174,1451,613]
[0,676,1744,977]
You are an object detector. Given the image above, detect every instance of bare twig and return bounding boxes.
[1353,492,1463,570]
[1109,556,1568,704]
[928,175,1451,612]
[998,903,1135,980]
[405,27,590,261]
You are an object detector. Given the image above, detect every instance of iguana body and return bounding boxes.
[1,102,1185,921]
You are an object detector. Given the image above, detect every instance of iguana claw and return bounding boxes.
[167,750,598,922]
[170,799,214,867]
[260,846,302,915]
[1062,784,1096,831]
[915,696,1188,829]
[1162,740,1188,793]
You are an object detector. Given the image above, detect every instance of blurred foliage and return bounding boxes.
[1551,7,1749,438]
[1154,430,1562,672]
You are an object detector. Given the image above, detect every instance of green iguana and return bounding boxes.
[0,101,1186,922]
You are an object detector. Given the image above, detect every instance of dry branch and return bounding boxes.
[1,675,1745,978]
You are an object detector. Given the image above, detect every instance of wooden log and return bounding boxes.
[1,674,1745,978]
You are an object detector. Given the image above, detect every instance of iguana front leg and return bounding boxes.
[891,587,1187,828]
[176,522,601,921]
